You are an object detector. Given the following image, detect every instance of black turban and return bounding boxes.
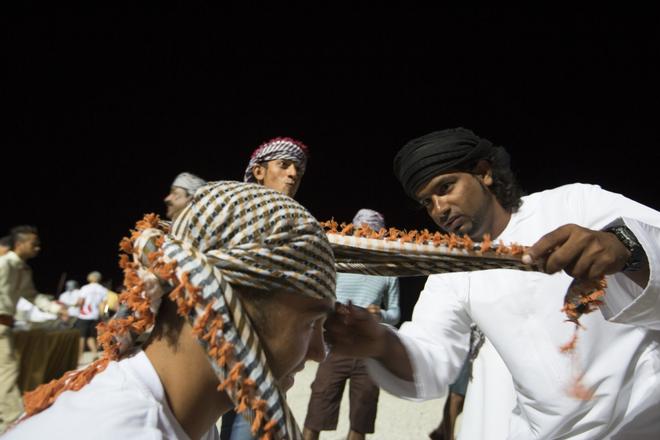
[393,127,494,199]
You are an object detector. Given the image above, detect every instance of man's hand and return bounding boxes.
[523,224,630,280]
[325,301,414,381]
[366,304,382,321]
[324,302,389,359]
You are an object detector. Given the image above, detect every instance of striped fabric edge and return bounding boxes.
[162,239,301,439]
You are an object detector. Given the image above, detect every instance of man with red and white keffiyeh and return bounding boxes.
[221,137,311,440]
[243,137,309,199]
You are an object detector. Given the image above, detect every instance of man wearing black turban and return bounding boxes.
[327,128,660,440]
[394,127,523,217]
[395,128,495,195]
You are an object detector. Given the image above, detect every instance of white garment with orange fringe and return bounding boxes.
[2,351,219,440]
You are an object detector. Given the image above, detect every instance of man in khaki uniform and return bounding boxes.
[0,236,11,257]
[0,226,42,432]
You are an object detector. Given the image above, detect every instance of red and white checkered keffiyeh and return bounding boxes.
[244,137,309,183]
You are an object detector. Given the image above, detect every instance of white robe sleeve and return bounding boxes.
[555,184,660,330]
[599,217,660,329]
[365,272,471,400]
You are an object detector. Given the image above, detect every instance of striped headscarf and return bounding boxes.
[244,137,309,183]
[172,171,207,195]
[23,181,336,440]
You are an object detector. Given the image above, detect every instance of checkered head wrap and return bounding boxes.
[23,181,336,440]
[352,209,386,231]
[172,172,207,196]
[243,137,309,183]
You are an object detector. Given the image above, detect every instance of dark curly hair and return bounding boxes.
[465,145,525,213]
[394,127,525,213]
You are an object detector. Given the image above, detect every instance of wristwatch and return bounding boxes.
[605,225,645,272]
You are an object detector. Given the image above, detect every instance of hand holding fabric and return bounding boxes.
[523,223,630,280]
[366,304,383,321]
[324,302,389,359]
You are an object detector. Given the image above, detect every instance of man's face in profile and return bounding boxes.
[14,233,41,260]
[164,186,192,220]
[245,291,333,392]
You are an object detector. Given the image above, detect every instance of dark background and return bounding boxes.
[5,7,659,320]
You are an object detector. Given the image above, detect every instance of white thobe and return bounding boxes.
[367,183,660,439]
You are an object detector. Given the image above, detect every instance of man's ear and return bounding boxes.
[252,164,266,184]
[473,159,493,187]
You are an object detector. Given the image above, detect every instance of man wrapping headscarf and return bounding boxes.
[11,181,336,440]
[393,128,521,213]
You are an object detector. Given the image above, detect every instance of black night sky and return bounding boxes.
[5,7,660,318]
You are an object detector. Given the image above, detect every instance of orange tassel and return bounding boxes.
[447,234,459,251]
[260,419,278,440]
[219,363,244,391]
[480,234,492,253]
[251,399,268,436]
[462,235,474,251]
[509,243,524,255]
[495,240,509,255]
[22,358,110,418]
[559,331,579,353]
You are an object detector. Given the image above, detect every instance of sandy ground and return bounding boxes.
[218,361,447,440]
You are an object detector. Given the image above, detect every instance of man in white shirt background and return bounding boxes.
[74,271,107,360]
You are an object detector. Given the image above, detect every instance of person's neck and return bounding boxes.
[145,320,233,439]
[487,198,512,240]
